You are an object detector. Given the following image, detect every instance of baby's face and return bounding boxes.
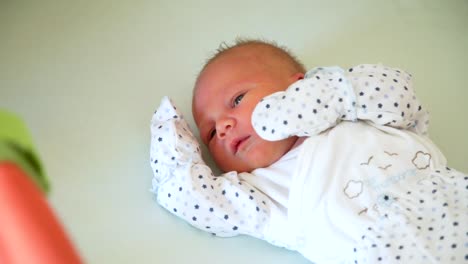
[193,46,302,172]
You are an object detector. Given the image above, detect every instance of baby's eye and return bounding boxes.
[233,94,244,107]
[209,129,216,140]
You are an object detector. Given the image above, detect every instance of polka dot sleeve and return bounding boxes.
[252,64,429,141]
[150,97,272,238]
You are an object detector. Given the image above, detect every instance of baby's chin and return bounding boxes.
[214,137,298,173]
[217,161,254,173]
[216,153,281,173]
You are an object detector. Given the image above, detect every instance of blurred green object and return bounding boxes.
[0,110,49,194]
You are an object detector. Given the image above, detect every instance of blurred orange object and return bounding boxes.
[0,161,82,264]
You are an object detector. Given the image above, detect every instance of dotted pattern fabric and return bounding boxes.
[252,64,429,141]
[150,97,274,239]
[284,121,467,264]
[353,167,467,263]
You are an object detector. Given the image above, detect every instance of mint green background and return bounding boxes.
[1,1,467,263]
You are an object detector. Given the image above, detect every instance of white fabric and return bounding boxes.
[252,64,429,141]
[289,121,466,263]
[241,144,302,247]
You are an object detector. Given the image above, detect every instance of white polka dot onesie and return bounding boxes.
[150,64,467,263]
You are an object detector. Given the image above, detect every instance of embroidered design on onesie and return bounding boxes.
[384,151,398,156]
[360,156,374,166]
[344,180,364,199]
[378,164,392,170]
[358,207,369,215]
[411,151,431,170]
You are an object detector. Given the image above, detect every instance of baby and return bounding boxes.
[150,39,466,263]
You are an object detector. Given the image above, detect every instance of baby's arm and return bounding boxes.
[252,64,429,141]
[150,97,274,238]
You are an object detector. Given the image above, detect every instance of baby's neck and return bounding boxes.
[291,136,307,150]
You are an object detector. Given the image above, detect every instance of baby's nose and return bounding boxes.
[216,118,235,138]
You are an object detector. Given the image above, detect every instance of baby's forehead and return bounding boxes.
[220,44,278,62]
[193,44,291,100]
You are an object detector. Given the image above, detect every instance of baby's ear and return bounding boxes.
[290,72,305,82]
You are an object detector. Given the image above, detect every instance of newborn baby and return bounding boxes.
[150,40,466,264]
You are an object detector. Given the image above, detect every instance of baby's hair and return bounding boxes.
[195,38,306,86]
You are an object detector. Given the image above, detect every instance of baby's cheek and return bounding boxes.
[249,140,290,168]
[210,147,229,169]
[209,146,245,172]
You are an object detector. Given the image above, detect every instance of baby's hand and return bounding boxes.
[150,97,275,238]
[251,67,355,141]
[150,97,203,185]
[251,64,429,141]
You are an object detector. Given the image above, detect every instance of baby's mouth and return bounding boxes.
[232,136,250,155]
